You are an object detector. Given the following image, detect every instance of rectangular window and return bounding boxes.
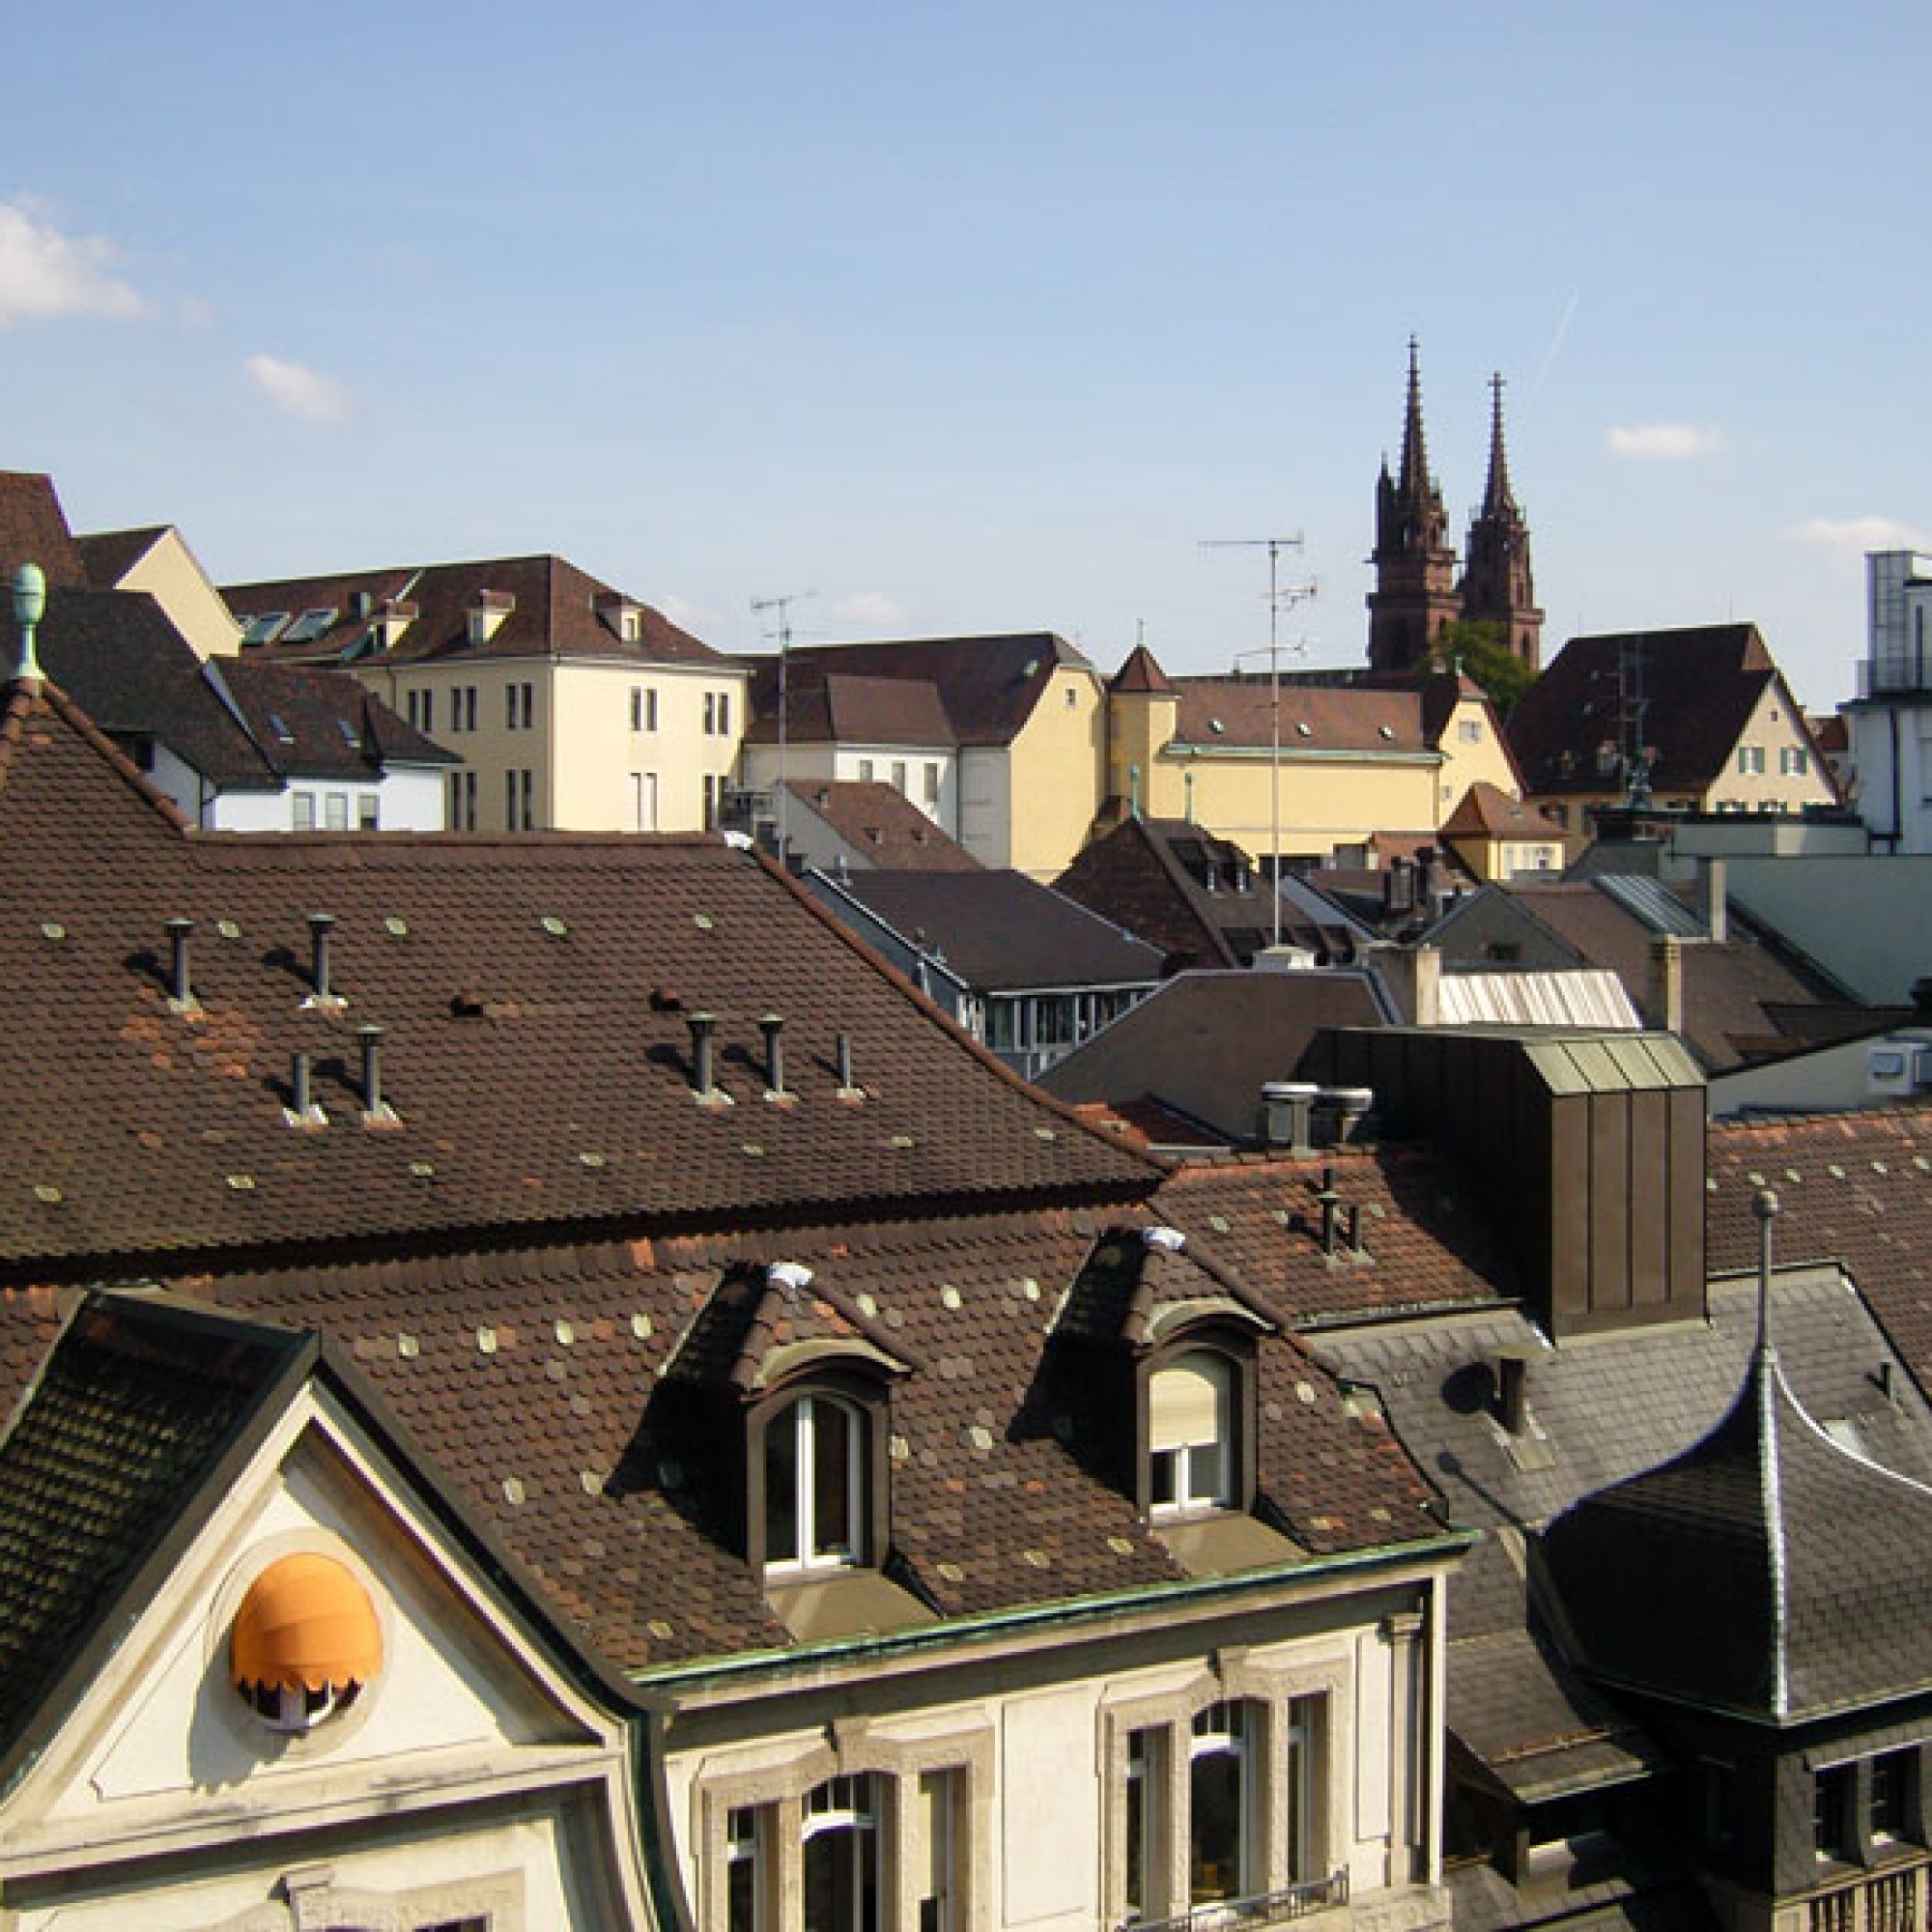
[631,771,659,832]
[1817,1762,1859,1862]
[1738,744,1766,775]
[1873,1749,1918,1842]
[923,763,941,806]
[293,791,316,832]
[448,685,476,732]
[1124,1727,1165,1922]
[1460,719,1483,744]
[891,761,908,795]
[1284,1695,1321,1883]
[325,792,349,832]
[703,773,720,828]
[506,682,534,730]
[357,794,380,832]
[857,759,874,783]
[727,1804,771,1932]
[919,1769,960,1932]
[447,771,477,831]
[1781,745,1810,776]
[718,691,731,736]
[632,687,644,732]
[505,769,535,831]
[704,691,731,735]
[1189,1702,1256,1906]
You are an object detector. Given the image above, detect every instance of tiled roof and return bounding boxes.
[825,868,1164,992]
[1040,972,1393,1146]
[1172,678,1431,753]
[0,679,1156,1274]
[1507,626,1824,799]
[1543,1317,1932,1718]
[0,471,86,588]
[1437,781,1570,845]
[746,635,1094,749]
[1430,880,1856,1071]
[222,554,728,668]
[784,781,980,870]
[1153,1148,1517,1326]
[75,525,167,587]
[747,673,956,749]
[1110,644,1175,695]
[1707,1105,1932,1388]
[128,1204,1445,1671]
[0,1295,305,1765]
[216,657,456,776]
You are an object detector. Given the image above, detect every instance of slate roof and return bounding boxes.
[0,1295,306,1768]
[0,470,86,587]
[216,657,456,777]
[1437,781,1573,848]
[745,634,1094,749]
[1543,1304,1932,1719]
[1039,971,1394,1146]
[1506,625,1831,801]
[784,781,980,870]
[0,678,1156,1275]
[824,867,1164,992]
[222,554,728,668]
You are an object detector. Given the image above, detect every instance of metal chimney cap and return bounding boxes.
[1261,1080,1320,1101]
[1140,1225,1187,1253]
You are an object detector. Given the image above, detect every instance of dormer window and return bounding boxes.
[1149,1350,1235,1516]
[762,1390,871,1573]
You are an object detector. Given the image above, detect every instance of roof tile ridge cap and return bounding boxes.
[34,680,194,833]
[748,845,1169,1177]
[1756,1346,1791,1718]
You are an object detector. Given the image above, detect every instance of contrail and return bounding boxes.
[1524,293,1578,416]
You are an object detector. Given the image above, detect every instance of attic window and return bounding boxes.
[1149,1350,1235,1516]
[241,612,291,648]
[230,1551,382,1735]
[282,608,339,644]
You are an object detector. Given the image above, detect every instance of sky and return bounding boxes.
[4,2,1927,711]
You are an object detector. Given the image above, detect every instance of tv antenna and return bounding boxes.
[752,590,815,862]
[1201,535,1317,946]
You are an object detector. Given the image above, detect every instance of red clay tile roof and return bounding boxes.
[0,471,85,588]
[1437,781,1569,844]
[785,781,980,870]
[1172,678,1430,753]
[222,554,727,668]
[747,635,1094,749]
[748,673,956,749]
[1110,645,1176,695]
[0,679,1156,1274]
[216,658,455,776]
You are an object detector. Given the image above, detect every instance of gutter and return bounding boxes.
[627,1527,1475,1700]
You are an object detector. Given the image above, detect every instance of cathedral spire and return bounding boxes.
[1480,371,1517,519]
[1367,338,1461,671]
[1460,368,1544,671]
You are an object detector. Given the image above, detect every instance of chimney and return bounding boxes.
[1374,945,1440,1026]
[356,1025,389,1119]
[1261,1080,1319,1152]
[1704,857,1728,944]
[308,913,338,1004]
[758,1012,787,1095]
[1645,935,1685,1036]
[13,561,45,682]
[688,1012,718,1098]
[287,1050,325,1126]
[1496,1351,1532,1435]
[164,917,195,1009]
[1312,1085,1374,1147]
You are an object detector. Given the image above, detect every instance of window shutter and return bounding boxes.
[1150,1352,1229,1452]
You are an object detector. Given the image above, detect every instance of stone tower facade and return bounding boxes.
[1366,346,1542,673]
[1459,373,1544,668]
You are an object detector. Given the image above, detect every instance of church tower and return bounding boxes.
[1367,340,1463,671]
[1459,372,1544,669]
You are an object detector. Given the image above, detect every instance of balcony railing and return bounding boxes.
[1122,1869,1350,1932]
[1809,1863,1923,1932]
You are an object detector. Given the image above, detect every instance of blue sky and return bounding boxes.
[4,2,1925,707]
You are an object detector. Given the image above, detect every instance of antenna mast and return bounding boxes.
[1201,534,1317,947]
[751,590,814,863]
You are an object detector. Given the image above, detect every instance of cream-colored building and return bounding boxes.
[77,524,245,660]
[224,554,749,834]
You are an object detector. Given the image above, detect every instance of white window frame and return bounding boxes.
[1149,1350,1235,1517]
[765,1393,868,1575]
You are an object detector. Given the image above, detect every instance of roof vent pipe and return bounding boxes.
[1313,1086,1374,1148]
[1316,1174,1342,1257]
[1496,1352,1532,1435]
[287,1050,325,1126]
[758,1012,787,1095]
[835,1032,857,1094]
[688,1012,718,1097]
[164,917,194,1009]
[356,1025,387,1119]
[308,913,338,1003]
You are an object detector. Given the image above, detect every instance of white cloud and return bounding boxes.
[1788,516,1932,566]
[830,591,911,632]
[0,199,146,326]
[244,353,355,427]
[1605,422,1725,461]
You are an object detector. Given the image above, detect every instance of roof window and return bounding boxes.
[269,713,296,744]
[282,607,339,644]
[240,612,291,648]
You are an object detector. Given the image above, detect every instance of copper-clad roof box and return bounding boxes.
[230,1552,382,1694]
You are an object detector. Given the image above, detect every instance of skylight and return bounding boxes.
[269,713,296,744]
[241,612,291,647]
[283,607,339,644]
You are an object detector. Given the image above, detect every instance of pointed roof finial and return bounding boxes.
[12,562,45,684]
[1399,336,1431,497]
[1481,370,1518,518]
[1752,1185,1780,1362]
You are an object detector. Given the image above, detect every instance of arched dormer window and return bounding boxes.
[764,1390,869,1573]
[1149,1350,1235,1516]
